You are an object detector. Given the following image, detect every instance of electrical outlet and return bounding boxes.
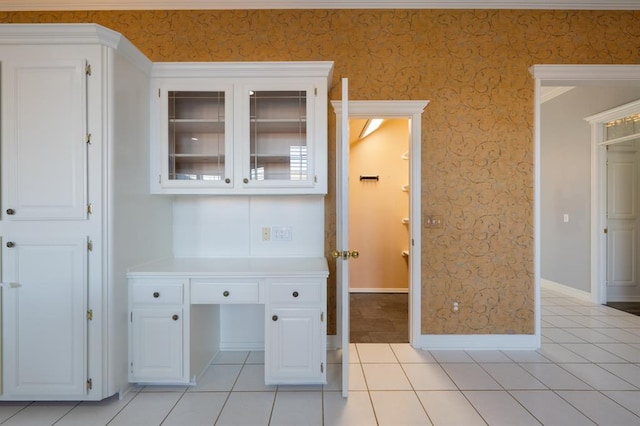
[271,226,292,241]
[453,301,459,312]
[425,215,444,228]
[262,227,271,241]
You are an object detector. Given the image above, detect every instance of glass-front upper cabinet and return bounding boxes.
[157,84,233,191]
[150,62,333,195]
[244,87,313,188]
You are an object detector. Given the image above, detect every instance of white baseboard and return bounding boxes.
[415,334,540,350]
[350,287,408,293]
[541,278,591,302]
[327,335,340,350]
[219,341,264,351]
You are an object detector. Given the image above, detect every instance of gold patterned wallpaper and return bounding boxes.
[3,9,639,335]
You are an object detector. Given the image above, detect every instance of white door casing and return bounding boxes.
[584,97,640,303]
[332,90,427,397]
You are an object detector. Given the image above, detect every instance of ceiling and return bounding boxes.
[0,0,638,10]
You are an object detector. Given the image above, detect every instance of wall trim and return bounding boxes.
[0,0,637,10]
[416,334,539,350]
[350,287,409,293]
[541,278,591,302]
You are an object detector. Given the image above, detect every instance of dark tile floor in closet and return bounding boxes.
[350,293,408,343]
[606,302,640,316]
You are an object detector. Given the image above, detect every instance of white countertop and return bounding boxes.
[127,257,329,277]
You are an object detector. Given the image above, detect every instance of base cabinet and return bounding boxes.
[266,307,325,384]
[127,257,328,386]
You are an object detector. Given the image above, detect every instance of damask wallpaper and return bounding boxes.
[2,9,639,335]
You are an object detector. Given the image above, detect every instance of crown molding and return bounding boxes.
[0,0,639,11]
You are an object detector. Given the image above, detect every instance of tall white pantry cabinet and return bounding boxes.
[0,24,172,400]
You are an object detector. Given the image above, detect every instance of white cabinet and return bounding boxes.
[265,279,326,384]
[127,257,328,386]
[0,24,173,401]
[129,279,186,383]
[150,62,333,195]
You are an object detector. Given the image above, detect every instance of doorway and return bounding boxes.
[348,117,410,343]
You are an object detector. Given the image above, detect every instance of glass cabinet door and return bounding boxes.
[167,90,230,184]
[247,89,312,186]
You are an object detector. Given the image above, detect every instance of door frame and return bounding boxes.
[586,98,640,303]
[531,65,640,307]
[332,100,428,347]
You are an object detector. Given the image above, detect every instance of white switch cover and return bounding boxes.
[563,214,569,223]
[271,226,292,241]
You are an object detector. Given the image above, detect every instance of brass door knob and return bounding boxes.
[351,250,360,259]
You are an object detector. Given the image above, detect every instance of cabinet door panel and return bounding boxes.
[266,307,324,384]
[3,59,87,220]
[2,237,87,397]
[131,308,184,382]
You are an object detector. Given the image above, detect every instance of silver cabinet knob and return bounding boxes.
[292,291,299,298]
[172,314,179,321]
[153,292,160,298]
[272,315,278,321]
[243,178,249,184]
[6,208,15,215]
[223,290,230,297]
[225,178,231,184]
[6,242,15,248]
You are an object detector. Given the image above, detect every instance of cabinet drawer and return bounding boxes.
[131,282,184,305]
[269,281,323,304]
[191,280,261,304]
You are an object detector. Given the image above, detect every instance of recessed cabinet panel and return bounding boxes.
[2,237,87,397]
[131,308,184,382]
[2,59,87,220]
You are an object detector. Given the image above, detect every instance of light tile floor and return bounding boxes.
[1,288,640,425]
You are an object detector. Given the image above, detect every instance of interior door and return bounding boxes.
[607,141,640,301]
[335,78,350,397]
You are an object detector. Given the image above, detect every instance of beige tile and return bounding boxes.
[440,363,501,390]
[559,363,637,390]
[557,391,640,426]
[55,394,136,426]
[212,351,249,364]
[603,391,640,417]
[349,364,368,391]
[355,343,397,363]
[189,364,242,392]
[480,363,547,390]
[361,363,412,390]
[511,390,596,426]
[464,390,541,426]
[162,392,227,426]
[215,392,275,426]
[390,343,436,363]
[417,391,487,426]
[402,363,457,390]
[369,391,431,425]
[233,364,277,391]
[323,391,377,426]
[2,402,77,426]
[108,392,182,426]
[519,363,591,390]
[270,391,323,425]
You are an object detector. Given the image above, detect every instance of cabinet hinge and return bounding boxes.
[158,88,161,98]
[604,228,608,234]
[321,312,324,322]
[87,203,93,215]
[87,240,93,251]
[86,378,93,390]
[130,312,133,322]
[85,63,92,76]
[321,362,324,373]
[87,309,93,321]
[314,87,317,96]
[158,174,162,184]
[314,175,318,183]
[86,133,92,144]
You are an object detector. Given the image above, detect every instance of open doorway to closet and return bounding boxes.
[348,117,410,343]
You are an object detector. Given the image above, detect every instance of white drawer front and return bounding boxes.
[191,280,261,304]
[269,281,323,304]
[131,282,184,305]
